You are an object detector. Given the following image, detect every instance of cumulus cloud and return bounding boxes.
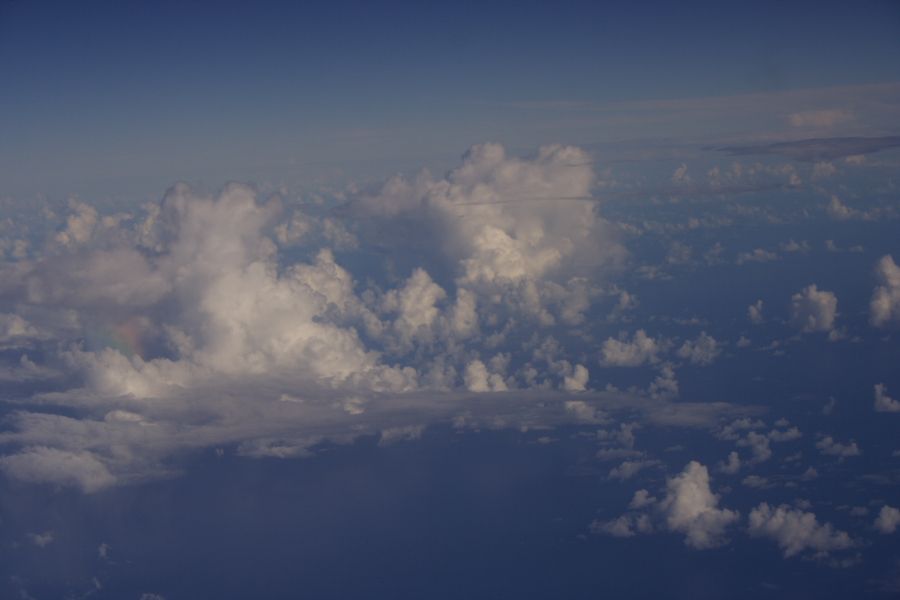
[748,503,855,558]
[591,513,653,538]
[875,506,900,534]
[4,146,777,493]
[608,459,659,481]
[718,451,741,475]
[874,384,900,413]
[599,330,665,367]
[790,285,837,333]
[676,332,721,366]
[815,435,861,459]
[747,300,764,324]
[870,255,900,327]
[658,461,739,549]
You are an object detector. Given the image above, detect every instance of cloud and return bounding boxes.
[27,531,54,548]
[874,384,900,413]
[676,332,721,366]
[787,109,853,129]
[718,451,741,475]
[790,284,837,333]
[590,513,653,538]
[748,503,855,558]
[608,459,659,481]
[870,255,900,328]
[658,461,739,549]
[875,506,900,534]
[599,330,665,367]
[718,136,900,162]
[0,446,116,493]
[747,300,764,324]
[815,435,861,458]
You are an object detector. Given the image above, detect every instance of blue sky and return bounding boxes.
[2,2,900,598]
[2,0,899,198]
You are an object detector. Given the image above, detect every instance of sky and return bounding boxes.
[2,1,900,598]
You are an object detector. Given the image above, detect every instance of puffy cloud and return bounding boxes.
[870,255,900,327]
[600,330,665,367]
[737,431,772,464]
[790,284,837,333]
[718,451,741,475]
[875,506,900,534]
[874,384,900,413]
[349,143,624,325]
[563,364,590,392]
[658,461,739,549]
[629,489,656,509]
[676,332,721,366]
[0,446,115,493]
[747,300,764,324]
[463,359,508,392]
[591,513,653,538]
[815,435,861,458]
[27,531,54,547]
[748,503,855,558]
[608,459,659,481]
[736,248,779,265]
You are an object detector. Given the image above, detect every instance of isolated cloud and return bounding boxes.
[599,330,665,367]
[658,461,739,549]
[870,255,900,327]
[815,435,861,458]
[748,503,855,558]
[875,506,900,534]
[874,384,900,413]
[676,332,720,366]
[787,109,853,129]
[790,284,837,333]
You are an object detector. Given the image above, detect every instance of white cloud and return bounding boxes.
[590,513,653,538]
[27,531,54,547]
[874,384,900,413]
[875,506,900,534]
[608,459,658,481]
[747,300,764,324]
[718,451,741,475]
[600,330,665,367]
[870,255,900,327]
[0,446,115,493]
[748,503,855,558]
[790,285,837,333]
[737,431,772,464]
[736,248,779,265]
[658,461,739,549]
[676,332,721,366]
[815,435,861,458]
[629,489,656,509]
[787,109,853,129]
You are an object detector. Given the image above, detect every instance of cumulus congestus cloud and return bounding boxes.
[0,144,646,491]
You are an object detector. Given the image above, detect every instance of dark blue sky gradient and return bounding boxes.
[2,0,900,197]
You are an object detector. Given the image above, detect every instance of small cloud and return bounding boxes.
[816,435,861,459]
[875,506,900,534]
[790,285,838,333]
[27,531,54,547]
[874,384,900,413]
[787,109,853,129]
[749,503,855,558]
